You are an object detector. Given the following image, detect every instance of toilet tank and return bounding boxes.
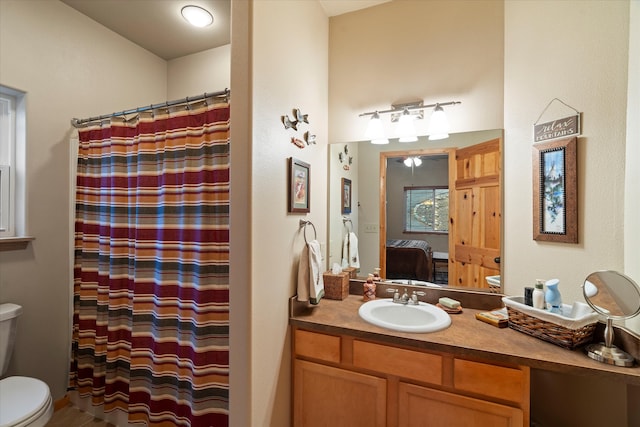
[0,303,22,376]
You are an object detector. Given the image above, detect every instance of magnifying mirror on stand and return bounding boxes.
[582,270,640,367]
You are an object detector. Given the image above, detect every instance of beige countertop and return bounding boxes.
[290,294,640,386]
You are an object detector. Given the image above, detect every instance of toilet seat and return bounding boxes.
[0,376,53,427]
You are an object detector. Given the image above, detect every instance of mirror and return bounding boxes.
[582,270,640,367]
[328,129,503,293]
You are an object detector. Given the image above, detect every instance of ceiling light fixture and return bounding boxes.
[181,5,214,28]
[359,100,460,144]
[403,157,422,167]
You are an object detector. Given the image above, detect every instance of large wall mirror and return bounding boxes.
[328,129,503,293]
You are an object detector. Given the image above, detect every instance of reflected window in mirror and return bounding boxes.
[404,186,449,233]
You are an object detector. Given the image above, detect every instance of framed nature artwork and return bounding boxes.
[341,178,352,214]
[288,157,310,213]
[532,136,577,243]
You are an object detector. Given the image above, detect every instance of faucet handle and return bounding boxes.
[387,288,400,302]
[409,290,425,305]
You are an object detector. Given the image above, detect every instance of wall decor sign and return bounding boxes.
[341,178,352,214]
[288,157,310,213]
[533,98,582,143]
[532,136,577,243]
[534,114,580,142]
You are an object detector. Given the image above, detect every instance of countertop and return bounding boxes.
[289,294,640,386]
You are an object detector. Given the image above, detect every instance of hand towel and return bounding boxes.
[297,240,325,305]
[341,232,360,269]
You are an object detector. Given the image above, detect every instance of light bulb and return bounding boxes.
[413,157,422,166]
[404,158,413,167]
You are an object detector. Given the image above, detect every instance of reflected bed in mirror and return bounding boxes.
[328,129,503,293]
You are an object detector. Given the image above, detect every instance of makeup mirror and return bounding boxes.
[582,270,640,367]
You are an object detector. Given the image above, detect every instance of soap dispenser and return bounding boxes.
[363,274,376,302]
[544,278,562,314]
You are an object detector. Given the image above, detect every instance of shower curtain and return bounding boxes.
[70,99,230,426]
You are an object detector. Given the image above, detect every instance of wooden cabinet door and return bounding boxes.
[398,382,523,427]
[294,359,387,427]
[449,138,501,289]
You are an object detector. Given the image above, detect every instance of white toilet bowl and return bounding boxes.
[0,376,53,427]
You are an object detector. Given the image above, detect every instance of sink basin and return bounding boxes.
[358,299,451,333]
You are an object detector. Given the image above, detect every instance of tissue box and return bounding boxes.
[342,267,358,279]
[322,271,350,300]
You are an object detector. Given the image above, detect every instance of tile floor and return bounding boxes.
[46,405,115,427]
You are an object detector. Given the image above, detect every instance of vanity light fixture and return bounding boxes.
[397,109,418,143]
[428,104,450,140]
[364,112,389,145]
[181,5,214,28]
[359,100,460,144]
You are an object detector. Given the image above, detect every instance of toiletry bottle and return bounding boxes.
[363,274,376,301]
[524,287,534,306]
[544,278,562,313]
[373,267,381,281]
[533,280,545,309]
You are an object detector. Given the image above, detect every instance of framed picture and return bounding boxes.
[341,178,352,214]
[288,157,310,213]
[532,136,577,243]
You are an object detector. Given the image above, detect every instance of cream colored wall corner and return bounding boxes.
[503,2,629,314]
[0,0,166,400]
[250,1,329,426]
[625,1,640,333]
[167,44,231,99]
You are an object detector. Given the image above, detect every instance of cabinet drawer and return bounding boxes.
[295,329,341,363]
[453,358,528,403]
[353,340,442,386]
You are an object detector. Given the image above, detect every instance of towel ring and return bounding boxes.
[299,219,317,244]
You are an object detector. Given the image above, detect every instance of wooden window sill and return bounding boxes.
[0,236,34,251]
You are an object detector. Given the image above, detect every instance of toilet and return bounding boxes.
[0,303,53,427]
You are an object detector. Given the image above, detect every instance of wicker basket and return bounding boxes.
[502,296,599,350]
[322,271,350,300]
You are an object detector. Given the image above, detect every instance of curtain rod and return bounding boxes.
[71,88,229,128]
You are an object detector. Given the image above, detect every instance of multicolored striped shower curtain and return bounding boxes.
[70,99,230,426]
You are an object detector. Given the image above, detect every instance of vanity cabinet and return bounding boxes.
[293,328,529,427]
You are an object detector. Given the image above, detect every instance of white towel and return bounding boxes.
[297,240,325,305]
[341,232,360,269]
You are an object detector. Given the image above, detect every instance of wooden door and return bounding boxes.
[294,359,387,427]
[398,382,523,427]
[449,138,501,290]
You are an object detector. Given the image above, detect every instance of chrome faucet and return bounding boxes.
[387,288,414,305]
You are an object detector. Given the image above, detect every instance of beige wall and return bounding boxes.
[0,0,167,400]
[167,44,231,99]
[503,0,629,309]
[329,0,505,144]
[247,1,329,426]
[625,0,640,332]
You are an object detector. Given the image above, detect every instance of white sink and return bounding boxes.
[358,299,451,333]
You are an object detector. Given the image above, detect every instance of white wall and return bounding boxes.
[0,0,166,399]
[503,0,630,312]
[248,1,329,426]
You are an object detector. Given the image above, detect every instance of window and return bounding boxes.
[0,86,25,239]
[404,186,449,233]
